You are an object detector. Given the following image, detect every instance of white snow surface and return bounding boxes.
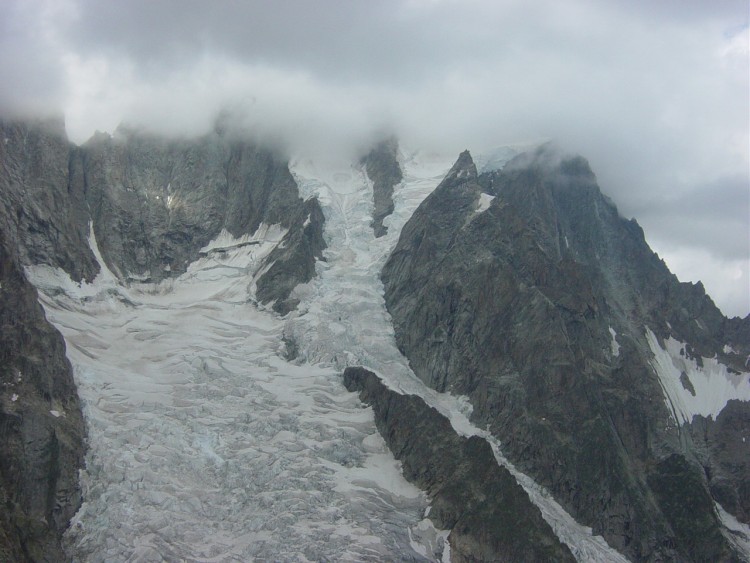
[717,502,750,560]
[25,147,631,562]
[609,327,621,358]
[475,192,495,214]
[646,328,750,425]
[27,223,431,561]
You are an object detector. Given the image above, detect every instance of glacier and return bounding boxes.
[25,148,633,561]
[28,226,432,561]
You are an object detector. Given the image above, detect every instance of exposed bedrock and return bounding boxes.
[82,124,326,310]
[0,118,98,282]
[382,145,747,561]
[361,137,402,238]
[0,228,86,562]
[343,366,575,563]
[1,117,326,311]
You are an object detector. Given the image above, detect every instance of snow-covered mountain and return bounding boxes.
[1,117,749,561]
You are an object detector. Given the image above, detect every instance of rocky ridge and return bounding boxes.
[344,366,576,562]
[0,227,85,561]
[82,124,326,313]
[1,118,326,313]
[361,137,402,237]
[382,144,750,561]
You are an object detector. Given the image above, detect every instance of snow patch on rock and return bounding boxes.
[716,502,750,560]
[475,192,495,214]
[409,517,451,562]
[26,222,118,299]
[646,328,750,425]
[609,327,620,358]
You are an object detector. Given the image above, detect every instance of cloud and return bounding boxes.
[0,0,77,116]
[1,0,748,315]
[655,246,749,320]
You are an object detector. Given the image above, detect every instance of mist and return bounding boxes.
[1,0,748,316]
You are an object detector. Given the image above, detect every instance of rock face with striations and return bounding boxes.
[0,118,99,283]
[361,137,402,238]
[1,118,326,312]
[0,227,86,562]
[82,124,326,313]
[382,144,750,561]
[343,366,575,563]
[0,116,329,558]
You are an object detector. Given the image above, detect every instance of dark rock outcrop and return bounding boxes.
[361,137,402,237]
[690,401,750,524]
[343,366,575,563]
[1,118,325,311]
[83,125,326,307]
[0,228,86,561]
[0,119,98,282]
[382,144,748,561]
[256,197,327,314]
[0,116,329,558]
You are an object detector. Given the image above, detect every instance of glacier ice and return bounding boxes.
[25,146,637,562]
[28,222,431,561]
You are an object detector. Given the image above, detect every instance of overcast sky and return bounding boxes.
[2,0,748,316]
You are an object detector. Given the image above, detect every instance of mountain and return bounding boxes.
[0,117,748,561]
[0,117,326,560]
[361,137,402,238]
[0,223,85,561]
[1,118,326,313]
[382,145,750,561]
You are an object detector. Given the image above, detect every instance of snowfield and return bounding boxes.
[25,148,637,561]
[646,328,750,425]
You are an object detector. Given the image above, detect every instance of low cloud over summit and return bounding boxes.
[1,0,748,315]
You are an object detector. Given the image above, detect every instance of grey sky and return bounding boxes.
[1,0,748,316]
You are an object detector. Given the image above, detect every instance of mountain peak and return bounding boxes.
[504,142,595,181]
[443,149,478,184]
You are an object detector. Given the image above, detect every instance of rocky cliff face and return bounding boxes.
[344,366,576,562]
[0,117,328,558]
[361,137,402,238]
[382,144,750,561]
[1,118,326,313]
[82,125,326,313]
[0,119,98,283]
[0,227,86,562]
